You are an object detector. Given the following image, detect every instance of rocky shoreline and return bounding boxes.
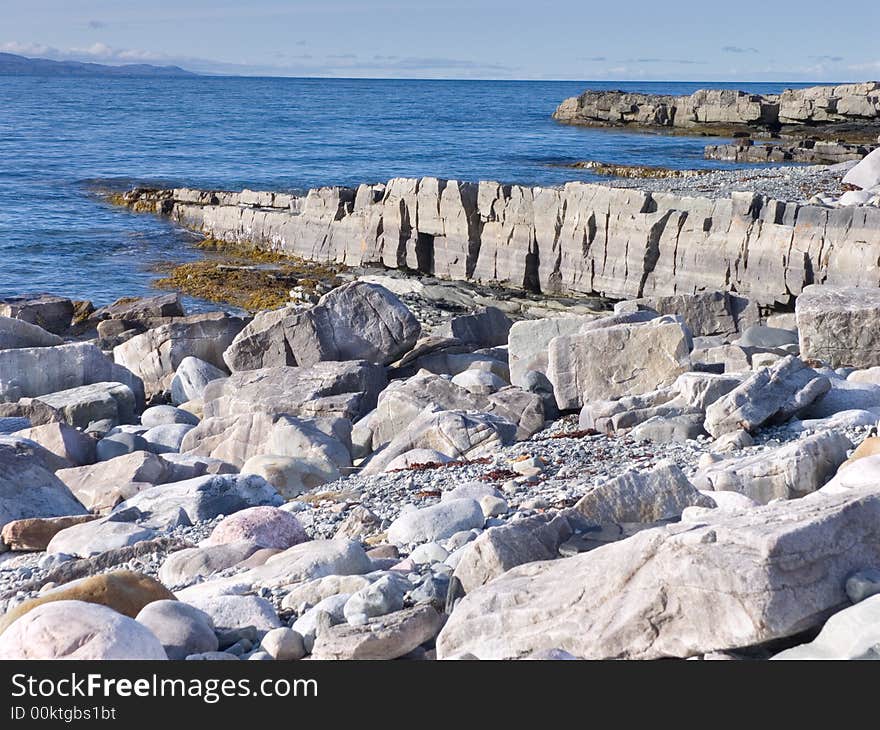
[2,271,880,659]
[1,90,880,660]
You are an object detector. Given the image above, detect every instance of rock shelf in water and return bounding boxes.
[117,169,880,308]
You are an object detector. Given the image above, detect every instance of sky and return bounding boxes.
[1,0,878,81]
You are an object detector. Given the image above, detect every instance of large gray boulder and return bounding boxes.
[46,517,156,557]
[158,541,265,587]
[0,436,87,531]
[34,382,137,428]
[361,408,518,476]
[621,290,758,337]
[387,498,485,546]
[176,539,373,599]
[674,372,744,411]
[570,462,714,524]
[801,377,880,419]
[508,316,593,387]
[577,388,684,433]
[142,424,195,454]
[135,600,218,660]
[704,356,830,437]
[435,307,511,348]
[114,313,245,397]
[110,473,283,528]
[12,421,96,466]
[0,294,74,335]
[437,484,880,660]
[797,285,880,368]
[0,342,143,406]
[307,281,421,363]
[0,316,63,349]
[90,293,185,323]
[369,371,543,449]
[311,606,443,660]
[57,451,168,512]
[184,594,281,633]
[181,411,351,470]
[547,317,692,410]
[223,282,420,371]
[842,147,880,190]
[453,512,574,593]
[628,413,707,443]
[693,430,852,504]
[171,356,226,405]
[201,361,387,423]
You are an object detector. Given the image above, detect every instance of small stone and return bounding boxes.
[259,627,306,660]
[96,432,149,461]
[409,542,449,565]
[846,569,880,604]
[479,495,509,518]
[512,456,545,477]
[135,600,218,660]
[343,574,409,625]
[141,405,200,428]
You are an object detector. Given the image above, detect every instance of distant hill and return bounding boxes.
[0,52,197,77]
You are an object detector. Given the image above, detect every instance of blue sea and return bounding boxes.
[0,77,816,305]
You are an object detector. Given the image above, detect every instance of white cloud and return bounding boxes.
[848,60,880,71]
[0,40,518,77]
[0,40,177,65]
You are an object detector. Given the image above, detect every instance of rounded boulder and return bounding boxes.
[0,601,167,659]
[203,506,308,550]
[135,600,218,660]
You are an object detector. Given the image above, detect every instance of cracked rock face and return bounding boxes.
[436,485,880,660]
[113,313,245,399]
[797,285,880,368]
[547,318,692,410]
[703,356,830,438]
[121,177,880,309]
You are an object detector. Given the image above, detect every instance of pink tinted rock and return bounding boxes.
[391,558,417,573]
[204,506,308,550]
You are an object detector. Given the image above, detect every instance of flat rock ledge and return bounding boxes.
[118,175,880,308]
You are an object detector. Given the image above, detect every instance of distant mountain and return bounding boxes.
[0,52,197,77]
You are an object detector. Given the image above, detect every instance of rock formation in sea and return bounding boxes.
[552,83,880,140]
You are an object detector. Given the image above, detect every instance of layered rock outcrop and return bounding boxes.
[119,178,880,308]
[553,83,880,138]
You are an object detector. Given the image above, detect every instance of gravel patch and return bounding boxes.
[604,163,850,202]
